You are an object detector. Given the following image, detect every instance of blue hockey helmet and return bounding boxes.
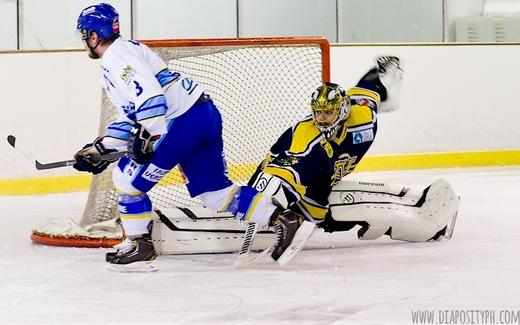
[77,3,120,40]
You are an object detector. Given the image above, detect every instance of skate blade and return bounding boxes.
[106,261,158,273]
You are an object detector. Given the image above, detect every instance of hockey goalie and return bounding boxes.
[152,56,459,265]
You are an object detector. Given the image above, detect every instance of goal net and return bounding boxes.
[31,37,330,248]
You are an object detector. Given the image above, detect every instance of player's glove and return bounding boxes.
[375,56,403,112]
[128,124,160,164]
[73,137,117,174]
[376,56,401,75]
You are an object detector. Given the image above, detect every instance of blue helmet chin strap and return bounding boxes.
[85,32,101,59]
[87,41,101,59]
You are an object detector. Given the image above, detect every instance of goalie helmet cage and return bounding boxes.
[31,37,330,248]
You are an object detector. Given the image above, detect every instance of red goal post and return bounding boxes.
[31,37,330,248]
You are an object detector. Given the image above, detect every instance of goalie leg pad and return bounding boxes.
[328,179,459,242]
[151,208,275,255]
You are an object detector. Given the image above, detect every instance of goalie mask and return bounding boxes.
[310,83,350,139]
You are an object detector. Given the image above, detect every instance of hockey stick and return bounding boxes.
[34,151,127,170]
[7,135,38,163]
[7,135,127,170]
[234,222,276,267]
[234,223,258,266]
[234,223,268,266]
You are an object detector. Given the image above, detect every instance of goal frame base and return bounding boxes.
[31,232,122,248]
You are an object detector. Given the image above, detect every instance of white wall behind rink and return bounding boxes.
[332,44,520,155]
[0,44,518,180]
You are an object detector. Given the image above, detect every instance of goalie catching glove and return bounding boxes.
[375,56,403,112]
[73,137,118,174]
[128,123,161,164]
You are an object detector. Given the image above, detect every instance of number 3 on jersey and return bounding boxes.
[133,80,143,97]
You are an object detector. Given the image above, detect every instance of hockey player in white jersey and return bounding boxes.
[74,3,286,269]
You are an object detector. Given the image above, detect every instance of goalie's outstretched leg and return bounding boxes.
[419,178,460,241]
[323,178,460,242]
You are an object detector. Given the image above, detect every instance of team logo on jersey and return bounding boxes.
[352,128,374,144]
[142,164,169,183]
[120,65,136,85]
[331,153,357,186]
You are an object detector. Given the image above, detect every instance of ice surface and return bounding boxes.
[1,167,519,325]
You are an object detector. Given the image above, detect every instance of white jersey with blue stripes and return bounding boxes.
[99,38,204,149]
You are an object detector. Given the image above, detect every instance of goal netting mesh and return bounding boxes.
[31,37,329,247]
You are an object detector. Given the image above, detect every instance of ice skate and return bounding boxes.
[105,237,131,263]
[106,234,157,272]
[270,210,305,261]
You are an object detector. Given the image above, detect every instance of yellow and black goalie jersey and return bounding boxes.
[251,86,380,222]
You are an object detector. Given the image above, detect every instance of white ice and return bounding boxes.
[1,167,519,325]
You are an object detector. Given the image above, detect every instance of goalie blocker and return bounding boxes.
[150,178,459,255]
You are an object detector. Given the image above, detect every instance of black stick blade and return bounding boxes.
[35,159,77,170]
[7,135,16,148]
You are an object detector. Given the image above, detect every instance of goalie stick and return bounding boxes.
[234,223,274,267]
[7,135,127,170]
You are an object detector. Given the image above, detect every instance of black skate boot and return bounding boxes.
[106,218,157,271]
[106,237,132,263]
[270,210,305,261]
[107,234,157,265]
[107,220,155,264]
[105,247,117,263]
